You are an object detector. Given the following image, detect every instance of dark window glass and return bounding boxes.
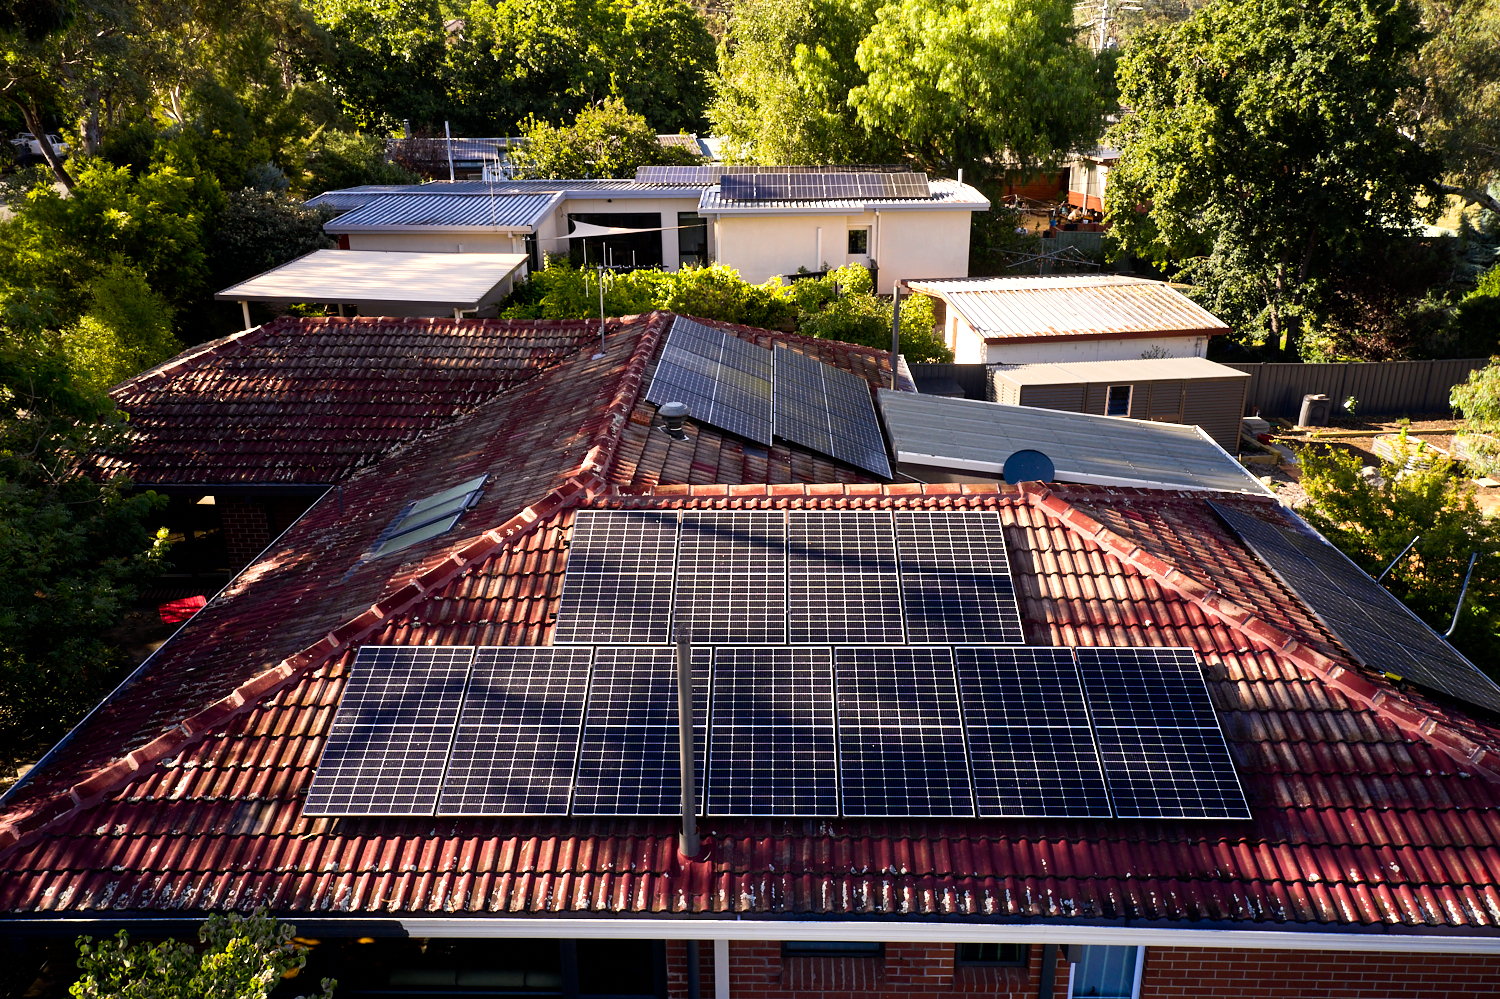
[955,943,1027,966]
[576,939,663,997]
[678,212,708,267]
[847,228,870,255]
[1106,384,1131,417]
[568,212,663,270]
[782,941,883,958]
[1071,946,1140,998]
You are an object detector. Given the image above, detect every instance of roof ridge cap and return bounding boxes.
[1017,482,1500,783]
[574,312,672,483]
[111,320,279,393]
[0,469,609,862]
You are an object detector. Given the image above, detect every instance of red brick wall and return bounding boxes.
[666,942,1500,999]
[219,499,271,566]
[1142,947,1500,999]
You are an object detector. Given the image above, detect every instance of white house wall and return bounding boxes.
[946,315,1209,364]
[346,233,526,254]
[545,195,705,269]
[713,210,973,293]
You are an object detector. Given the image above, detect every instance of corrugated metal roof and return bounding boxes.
[909,275,1231,341]
[215,249,527,306]
[878,389,1268,494]
[994,356,1250,386]
[698,179,990,213]
[324,193,558,233]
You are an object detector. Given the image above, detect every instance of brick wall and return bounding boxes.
[218,499,271,566]
[667,941,1500,999]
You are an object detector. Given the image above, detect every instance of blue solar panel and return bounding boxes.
[553,510,679,644]
[772,345,891,478]
[675,511,787,644]
[895,511,1023,643]
[646,319,773,445]
[787,511,904,643]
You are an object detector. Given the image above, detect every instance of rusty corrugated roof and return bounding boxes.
[909,275,1231,342]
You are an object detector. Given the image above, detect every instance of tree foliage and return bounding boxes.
[510,98,702,179]
[1106,0,1440,358]
[1408,0,1500,214]
[1297,438,1500,663]
[0,347,166,768]
[71,910,334,999]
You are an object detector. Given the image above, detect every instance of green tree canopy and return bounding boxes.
[510,97,702,179]
[1105,0,1440,358]
[71,910,334,999]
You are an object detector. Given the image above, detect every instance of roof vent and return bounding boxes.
[658,401,690,441]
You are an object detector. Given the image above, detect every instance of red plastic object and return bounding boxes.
[157,595,207,624]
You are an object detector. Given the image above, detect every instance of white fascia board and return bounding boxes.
[699,204,985,217]
[327,224,537,235]
[893,450,1246,493]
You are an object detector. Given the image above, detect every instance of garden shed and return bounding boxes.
[991,356,1250,452]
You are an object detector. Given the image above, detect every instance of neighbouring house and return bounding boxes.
[909,275,1230,364]
[306,167,990,296]
[877,389,1265,492]
[1065,147,1119,212]
[989,356,1252,452]
[6,313,1500,998]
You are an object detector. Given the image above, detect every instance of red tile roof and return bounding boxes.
[102,315,608,486]
[5,312,1500,935]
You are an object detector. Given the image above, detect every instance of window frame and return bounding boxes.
[1105,383,1132,418]
[954,942,1027,967]
[847,227,871,256]
[1068,945,1145,999]
[781,941,885,959]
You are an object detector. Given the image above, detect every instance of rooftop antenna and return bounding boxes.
[674,627,700,859]
[889,280,902,390]
[444,120,455,182]
[593,263,607,359]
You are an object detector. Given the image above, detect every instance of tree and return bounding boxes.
[1407,0,1500,215]
[850,0,1107,178]
[1106,0,1439,358]
[510,98,702,179]
[303,130,421,196]
[71,910,334,999]
[62,260,181,391]
[1297,437,1500,664]
[0,347,166,769]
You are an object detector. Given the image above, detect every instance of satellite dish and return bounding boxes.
[1002,449,1055,484]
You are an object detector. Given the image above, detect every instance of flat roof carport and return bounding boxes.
[215,249,530,325]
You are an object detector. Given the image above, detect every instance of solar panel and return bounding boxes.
[1075,647,1250,820]
[304,646,475,816]
[894,511,1023,643]
[773,345,892,478]
[787,511,905,643]
[833,647,974,817]
[718,172,931,202]
[954,647,1111,818]
[572,647,710,815]
[1209,501,1500,715]
[675,511,787,643]
[646,319,773,445]
[705,647,838,815]
[436,647,592,815]
[553,510,679,644]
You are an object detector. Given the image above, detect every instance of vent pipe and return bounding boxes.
[889,281,902,389]
[674,628,700,859]
[1446,552,1479,638]
[444,120,455,182]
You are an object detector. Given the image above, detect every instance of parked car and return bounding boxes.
[9,132,70,164]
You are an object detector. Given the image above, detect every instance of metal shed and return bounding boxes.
[990,356,1250,452]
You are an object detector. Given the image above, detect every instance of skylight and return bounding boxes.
[370,474,488,557]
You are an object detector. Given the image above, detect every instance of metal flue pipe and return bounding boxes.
[674,628,700,859]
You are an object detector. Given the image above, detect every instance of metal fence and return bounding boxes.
[1226,358,1492,419]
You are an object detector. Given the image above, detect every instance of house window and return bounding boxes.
[782,941,884,958]
[370,473,487,558]
[678,212,708,267]
[1070,946,1143,999]
[847,227,870,255]
[955,943,1026,966]
[1105,384,1132,417]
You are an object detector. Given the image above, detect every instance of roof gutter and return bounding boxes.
[7,916,1499,954]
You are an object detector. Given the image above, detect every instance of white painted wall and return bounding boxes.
[345,233,526,253]
[947,318,1209,364]
[542,195,705,268]
[713,209,973,293]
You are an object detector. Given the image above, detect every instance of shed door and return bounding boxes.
[1145,381,1185,422]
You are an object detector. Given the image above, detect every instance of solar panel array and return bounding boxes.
[635,165,924,185]
[554,509,1020,645]
[773,345,892,478]
[645,318,893,477]
[719,172,931,202]
[645,318,773,445]
[1209,501,1500,715]
[306,643,1250,820]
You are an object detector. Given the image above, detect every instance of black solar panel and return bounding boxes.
[436,647,592,815]
[895,511,1023,643]
[773,345,892,478]
[675,511,787,644]
[304,646,475,816]
[787,511,905,643]
[572,647,710,815]
[719,172,930,202]
[705,647,838,815]
[1075,647,1250,820]
[1209,501,1500,715]
[833,647,974,817]
[553,510,680,644]
[646,319,773,445]
[954,647,1111,818]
